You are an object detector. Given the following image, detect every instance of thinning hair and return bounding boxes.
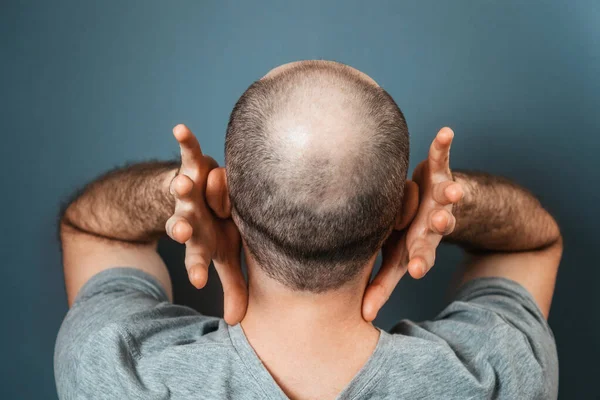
[225,61,409,292]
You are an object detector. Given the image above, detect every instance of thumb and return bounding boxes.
[214,254,248,325]
[362,231,408,322]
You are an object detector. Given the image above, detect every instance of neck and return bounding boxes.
[239,257,381,399]
[240,261,379,352]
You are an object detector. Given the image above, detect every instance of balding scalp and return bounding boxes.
[225,61,409,292]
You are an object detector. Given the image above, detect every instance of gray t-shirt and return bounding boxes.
[54,268,558,399]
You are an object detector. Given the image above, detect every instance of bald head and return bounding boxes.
[262,60,380,86]
[225,61,409,292]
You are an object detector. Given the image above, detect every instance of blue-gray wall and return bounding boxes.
[1,1,598,398]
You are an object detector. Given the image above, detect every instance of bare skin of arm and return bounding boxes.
[60,161,179,305]
[364,128,562,321]
[60,125,247,323]
[447,171,562,319]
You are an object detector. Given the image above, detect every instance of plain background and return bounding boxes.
[1,1,598,398]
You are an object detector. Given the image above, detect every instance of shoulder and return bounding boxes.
[54,268,241,398]
[381,277,558,399]
[55,306,239,398]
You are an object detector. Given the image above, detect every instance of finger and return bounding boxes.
[362,232,408,322]
[428,127,454,172]
[429,209,454,235]
[362,283,388,323]
[214,255,248,325]
[432,181,463,205]
[173,124,203,168]
[165,215,193,244]
[445,213,456,235]
[407,256,428,279]
[170,174,194,199]
[407,238,436,279]
[363,263,408,322]
[187,265,208,290]
[184,246,212,289]
[432,209,456,235]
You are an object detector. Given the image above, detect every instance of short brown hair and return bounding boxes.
[225,62,409,292]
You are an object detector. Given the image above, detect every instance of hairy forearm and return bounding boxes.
[445,170,561,252]
[61,161,179,243]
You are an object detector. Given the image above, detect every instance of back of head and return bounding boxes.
[226,61,409,292]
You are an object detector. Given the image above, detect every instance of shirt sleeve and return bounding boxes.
[53,268,208,399]
[391,277,559,399]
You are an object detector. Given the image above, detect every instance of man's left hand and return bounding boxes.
[362,127,463,322]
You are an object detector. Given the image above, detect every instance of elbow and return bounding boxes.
[548,215,563,250]
[552,233,563,256]
[540,218,563,261]
[539,208,562,251]
[56,196,83,244]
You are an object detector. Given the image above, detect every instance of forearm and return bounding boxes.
[61,161,179,243]
[445,170,561,252]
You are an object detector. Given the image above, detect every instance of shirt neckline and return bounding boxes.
[227,323,394,400]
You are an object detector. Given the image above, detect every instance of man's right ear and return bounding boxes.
[393,180,419,231]
[206,167,232,219]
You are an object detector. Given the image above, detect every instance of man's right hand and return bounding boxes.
[166,124,248,325]
[362,127,463,321]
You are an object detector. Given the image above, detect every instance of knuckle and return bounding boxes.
[428,252,436,266]
[444,217,457,235]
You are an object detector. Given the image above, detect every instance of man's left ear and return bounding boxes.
[206,167,232,218]
[393,180,419,231]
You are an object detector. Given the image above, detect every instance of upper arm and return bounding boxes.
[456,236,563,319]
[60,221,173,306]
[392,276,559,399]
[54,265,196,398]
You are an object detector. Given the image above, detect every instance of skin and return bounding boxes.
[167,61,464,324]
[165,123,462,399]
[61,61,562,400]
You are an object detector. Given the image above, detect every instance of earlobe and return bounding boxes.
[393,180,419,231]
[206,167,232,219]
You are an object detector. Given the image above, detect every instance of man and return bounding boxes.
[55,61,561,399]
